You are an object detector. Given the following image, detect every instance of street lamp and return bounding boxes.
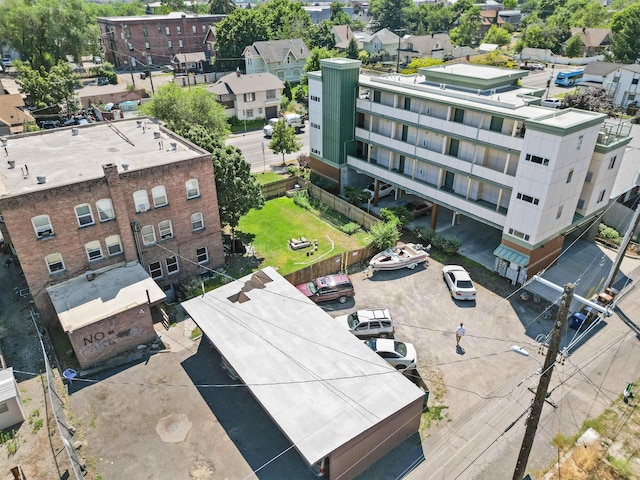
[511,345,543,373]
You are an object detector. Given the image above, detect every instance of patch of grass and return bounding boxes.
[190,326,203,340]
[608,456,633,477]
[228,118,266,133]
[582,408,619,434]
[254,171,284,185]
[30,418,43,434]
[237,197,370,275]
[419,405,449,437]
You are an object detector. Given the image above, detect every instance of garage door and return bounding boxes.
[265,106,278,120]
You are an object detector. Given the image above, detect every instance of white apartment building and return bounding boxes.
[582,62,640,108]
[308,58,632,282]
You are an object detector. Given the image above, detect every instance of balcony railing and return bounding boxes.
[597,121,632,146]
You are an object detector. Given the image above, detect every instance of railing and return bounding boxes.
[597,121,632,145]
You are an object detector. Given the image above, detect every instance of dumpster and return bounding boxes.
[569,312,587,330]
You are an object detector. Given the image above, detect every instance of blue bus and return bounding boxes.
[555,70,584,87]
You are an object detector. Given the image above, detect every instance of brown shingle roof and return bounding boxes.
[0,95,35,132]
[569,28,611,48]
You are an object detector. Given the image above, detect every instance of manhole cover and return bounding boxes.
[156,413,192,443]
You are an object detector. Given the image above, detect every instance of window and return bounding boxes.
[577,199,585,209]
[202,24,206,33]
[178,40,183,48]
[186,179,200,199]
[608,155,617,169]
[453,108,464,124]
[143,27,148,37]
[0,403,8,414]
[448,138,459,157]
[244,92,255,102]
[517,193,540,205]
[141,225,156,246]
[566,169,574,184]
[401,125,408,142]
[192,25,197,34]
[508,228,530,241]
[152,186,168,207]
[266,89,276,100]
[525,153,550,166]
[145,41,150,50]
[157,25,162,33]
[105,235,123,256]
[168,40,173,49]
[293,68,300,76]
[128,42,133,51]
[490,116,503,133]
[149,261,162,279]
[632,78,639,85]
[158,220,173,240]
[585,171,593,183]
[191,212,204,231]
[96,198,115,222]
[196,247,209,264]
[176,26,182,35]
[577,135,583,150]
[45,253,65,274]
[310,95,320,102]
[85,240,104,262]
[404,97,411,110]
[166,256,179,274]
[32,215,54,238]
[133,190,150,212]
[75,204,95,227]
[258,107,263,115]
[165,26,170,35]
[556,205,563,219]
[277,70,285,79]
[373,90,381,103]
[246,109,254,118]
[598,189,606,203]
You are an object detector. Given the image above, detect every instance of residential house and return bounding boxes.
[480,9,506,36]
[172,52,208,73]
[243,39,310,84]
[499,10,522,28]
[97,12,225,70]
[208,71,284,121]
[361,28,400,58]
[569,28,612,57]
[0,118,225,367]
[332,25,358,50]
[581,62,640,108]
[0,369,26,430]
[308,59,631,283]
[0,94,36,135]
[398,33,453,64]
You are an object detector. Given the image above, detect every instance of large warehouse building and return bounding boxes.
[182,267,425,480]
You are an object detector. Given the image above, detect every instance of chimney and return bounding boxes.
[36,175,46,184]
[582,27,586,33]
[236,67,241,77]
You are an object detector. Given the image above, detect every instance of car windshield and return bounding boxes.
[307,282,318,294]
[458,280,473,289]
[364,338,377,350]
[394,341,407,356]
[347,312,360,328]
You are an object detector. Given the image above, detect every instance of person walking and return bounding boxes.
[456,323,465,346]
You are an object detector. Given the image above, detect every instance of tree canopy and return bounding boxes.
[208,0,236,14]
[369,0,413,33]
[402,57,443,74]
[482,25,512,47]
[140,83,230,140]
[15,61,78,111]
[611,2,640,63]
[561,87,617,116]
[269,119,302,165]
[449,6,482,46]
[564,35,585,57]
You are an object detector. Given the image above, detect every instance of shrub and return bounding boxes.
[370,220,400,250]
[339,222,361,235]
[383,206,414,229]
[293,190,312,210]
[598,224,620,244]
[344,186,370,205]
[287,166,298,176]
[413,226,437,245]
[434,235,462,254]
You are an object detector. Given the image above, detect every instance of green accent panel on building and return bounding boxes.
[594,136,632,153]
[320,58,361,166]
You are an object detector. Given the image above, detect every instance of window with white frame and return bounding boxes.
[149,261,163,279]
[266,89,276,100]
[96,198,115,222]
[196,247,208,264]
[152,186,168,207]
[246,109,254,118]
[192,25,197,33]
[556,205,564,219]
[191,212,204,231]
[178,40,183,48]
[244,92,255,102]
[165,26,170,35]
[105,235,123,256]
[598,189,606,203]
[85,240,104,262]
[202,24,206,32]
[75,204,95,227]
[176,26,182,35]
[141,225,156,245]
[32,215,54,238]
[168,40,173,49]
[158,220,173,240]
[145,41,150,50]
[277,70,285,79]
[166,256,179,274]
[45,253,65,274]
[186,179,200,199]
[133,190,150,212]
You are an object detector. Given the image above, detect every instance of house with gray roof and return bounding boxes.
[581,62,640,108]
[361,28,400,57]
[399,33,453,64]
[208,71,284,121]
[243,38,310,83]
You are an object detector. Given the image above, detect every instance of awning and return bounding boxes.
[494,245,530,267]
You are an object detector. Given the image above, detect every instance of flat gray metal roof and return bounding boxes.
[0,118,207,197]
[47,262,166,333]
[0,368,18,403]
[181,267,424,466]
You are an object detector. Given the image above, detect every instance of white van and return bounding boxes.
[263,113,305,137]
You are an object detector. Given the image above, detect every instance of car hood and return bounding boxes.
[296,283,312,297]
[334,314,352,331]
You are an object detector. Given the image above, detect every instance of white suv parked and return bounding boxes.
[363,182,396,199]
[335,308,395,338]
[541,98,562,109]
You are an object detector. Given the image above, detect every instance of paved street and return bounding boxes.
[226,128,310,173]
[520,65,585,99]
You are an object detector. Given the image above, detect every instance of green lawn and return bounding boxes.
[236,197,370,275]
[254,171,284,185]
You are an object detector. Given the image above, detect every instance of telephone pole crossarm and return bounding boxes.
[512,283,574,480]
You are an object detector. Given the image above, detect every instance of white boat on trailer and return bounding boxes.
[369,243,430,272]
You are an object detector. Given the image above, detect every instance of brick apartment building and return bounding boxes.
[97,12,225,70]
[0,119,225,366]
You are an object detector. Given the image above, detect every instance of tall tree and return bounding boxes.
[0,0,99,70]
[329,1,351,25]
[212,145,264,239]
[15,61,78,111]
[564,35,585,57]
[346,37,360,59]
[482,25,512,47]
[209,0,237,14]
[140,82,230,140]
[214,8,269,69]
[369,0,413,33]
[269,119,302,165]
[309,22,337,50]
[611,2,640,63]
[261,0,312,40]
[303,47,341,77]
[449,6,482,46]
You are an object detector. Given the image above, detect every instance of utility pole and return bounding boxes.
[512,283,574,480]
[605,199,640,290]
[395,28,406,74]
[129,57,136,88]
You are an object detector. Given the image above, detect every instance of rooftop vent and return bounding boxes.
[72,128,79,136]
[122,163,129,171]
[85,270,95,281]
[0,137,7,147]
[153,131,161,139]
[7,160,15,169]
[137,120,142,127]
[170,142,177,151]
[37,175,46,184]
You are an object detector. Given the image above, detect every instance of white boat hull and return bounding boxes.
[369,243,429,271]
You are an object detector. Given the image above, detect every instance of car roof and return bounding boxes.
[444,265,472,280]
[318,274,350,286]
[355,309,391,320]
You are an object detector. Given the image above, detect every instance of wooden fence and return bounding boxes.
[283,244,376,286]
